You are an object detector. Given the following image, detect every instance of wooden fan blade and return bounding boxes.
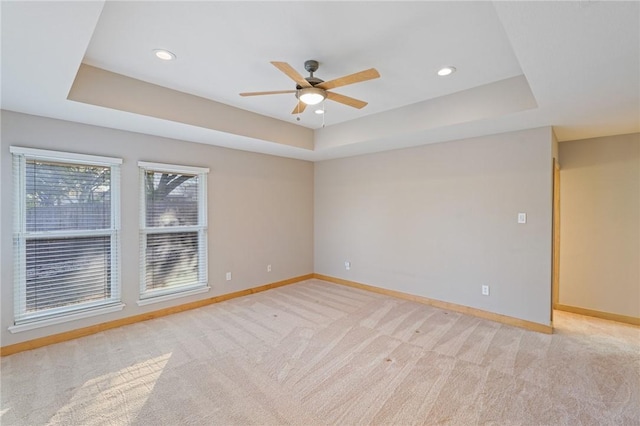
[326,91,368,109]
[240,90,296,97]
[271,61,312,88]
[315,68,380,90]
[291,101,307,114]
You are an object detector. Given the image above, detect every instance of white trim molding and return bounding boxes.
[8,303,126,333]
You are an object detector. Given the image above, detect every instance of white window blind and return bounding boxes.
[11,147,122,326]
[139,162,208,300]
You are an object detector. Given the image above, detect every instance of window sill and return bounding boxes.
[137,286,211,307]
[8,303,126,334]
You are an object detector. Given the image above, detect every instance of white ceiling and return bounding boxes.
[2,1,639,161]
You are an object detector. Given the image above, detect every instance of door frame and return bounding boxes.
[551,159,560,321]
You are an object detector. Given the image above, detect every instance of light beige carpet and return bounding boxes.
[1,279,639,425]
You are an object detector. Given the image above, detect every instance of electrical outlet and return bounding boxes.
[226,272,232,281]
[267,264,272,272]
[345,261,351,270]
[482,285,490,296]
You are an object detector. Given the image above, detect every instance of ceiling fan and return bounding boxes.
[240,60,380,114]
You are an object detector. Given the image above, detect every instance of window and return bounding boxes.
[138,162,209,303]
[11,147,123,330]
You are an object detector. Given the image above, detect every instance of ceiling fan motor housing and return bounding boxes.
[297,77,324,89]
[297,60,323,88]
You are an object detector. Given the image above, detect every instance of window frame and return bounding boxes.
[10,146,124,332]
[138,161,209,304]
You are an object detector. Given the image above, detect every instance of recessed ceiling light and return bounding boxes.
[314,109,325,115]
[153,49,176,61]
[437,66,456,77]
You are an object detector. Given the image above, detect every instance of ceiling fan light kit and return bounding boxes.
[297,87,326,105]
[240,59,380,117]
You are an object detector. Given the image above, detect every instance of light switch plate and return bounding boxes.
[518,213,527,224]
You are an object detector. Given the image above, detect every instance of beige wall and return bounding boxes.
[0,111,314,346]
[558,133,640,318]
[0,111,561,346]
[315,127,555,326]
